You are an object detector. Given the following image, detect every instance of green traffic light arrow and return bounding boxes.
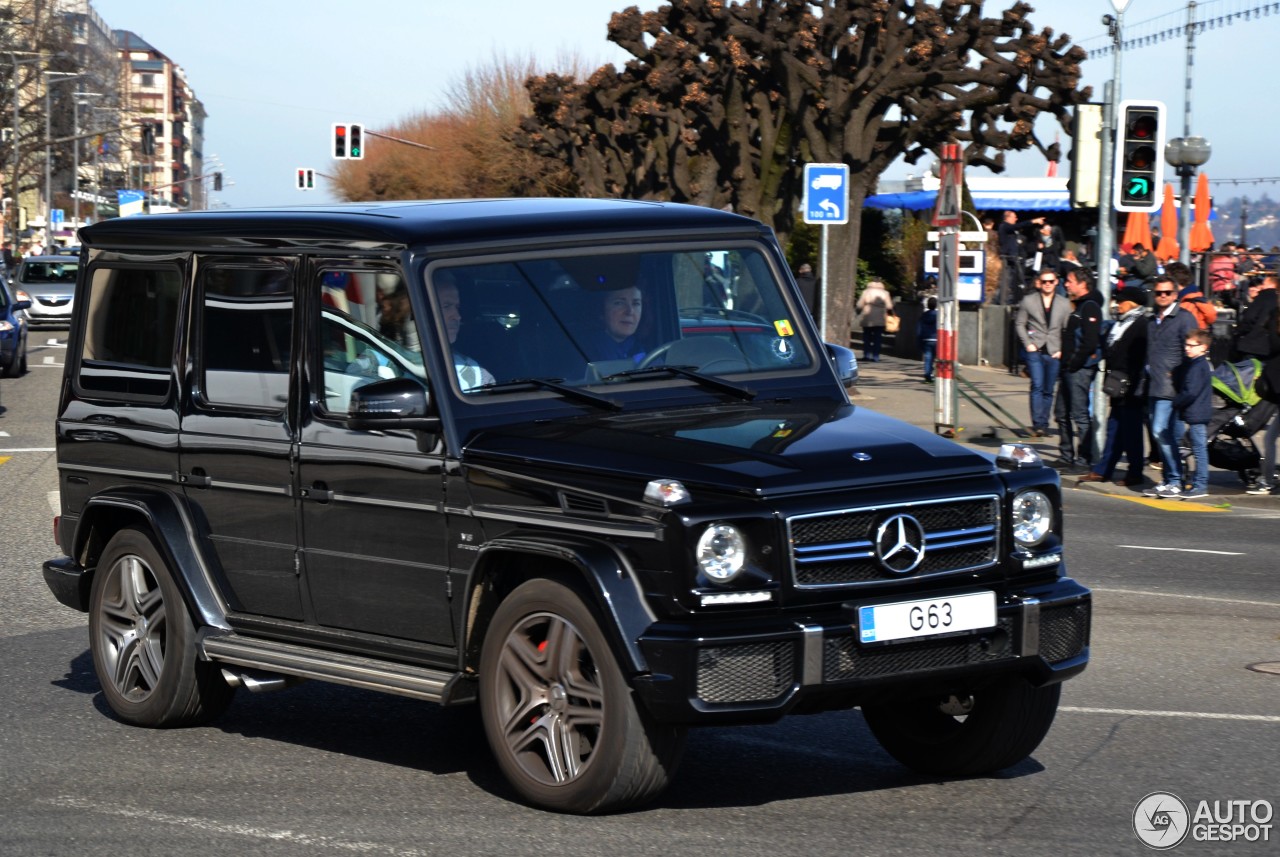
[1127,176,1150,198]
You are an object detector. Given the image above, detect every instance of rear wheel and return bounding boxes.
[862,677,1061,776]
[88,528,234,727]
[479,578,685,813]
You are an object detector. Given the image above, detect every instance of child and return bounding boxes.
[1172,328,1213,499]
[917,297,938,382]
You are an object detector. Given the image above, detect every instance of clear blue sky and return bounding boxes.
[89,0,1276,210]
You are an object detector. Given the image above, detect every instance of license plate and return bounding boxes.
[858,591,996,644]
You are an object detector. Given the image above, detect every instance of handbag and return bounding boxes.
[884,311,900,334]
[1102,369,1130,399]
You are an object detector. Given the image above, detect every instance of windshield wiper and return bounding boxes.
[469,377,622,411]
[603,365,756,401]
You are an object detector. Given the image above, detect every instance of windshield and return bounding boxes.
[20,260,79,284]
[426,244,813,396]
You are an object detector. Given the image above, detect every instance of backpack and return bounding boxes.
[1181,294,1218,330]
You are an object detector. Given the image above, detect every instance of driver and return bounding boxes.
[435,272,496,391]
[584,285,647,364]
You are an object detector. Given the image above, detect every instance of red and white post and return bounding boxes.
[932,143,963,434]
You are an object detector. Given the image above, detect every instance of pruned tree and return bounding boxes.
[517,0,1089,342]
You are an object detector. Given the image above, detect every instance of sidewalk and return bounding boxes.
[849,351,1279,508]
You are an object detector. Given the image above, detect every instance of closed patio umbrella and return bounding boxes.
[1155,184,1180,262]
[1121,209,1152,252]
[1190,172,1214,252]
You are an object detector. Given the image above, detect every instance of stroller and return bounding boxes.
[1185,358,1278,485]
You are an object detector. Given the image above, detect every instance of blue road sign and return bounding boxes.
[803,163,849,225]
[50,208,64,228]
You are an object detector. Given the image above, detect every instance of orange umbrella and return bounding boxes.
[1121,209,1152,252]
[1190,171,1214,252]
[1155,183,1180,262]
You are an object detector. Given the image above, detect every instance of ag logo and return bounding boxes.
[874,513,926,574]
[1133,791,1190,849]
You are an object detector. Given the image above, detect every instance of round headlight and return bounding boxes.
[1012,490,1054,546]
[696,524,746,582]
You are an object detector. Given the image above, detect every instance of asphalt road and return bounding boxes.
[1,333,1276,856]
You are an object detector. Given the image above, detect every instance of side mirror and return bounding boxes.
[346,376,440,432]
[825,342,859,389]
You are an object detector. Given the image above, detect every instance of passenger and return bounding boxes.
[435,273,495,391]
[584,285,647,364]
[377,281,419,351]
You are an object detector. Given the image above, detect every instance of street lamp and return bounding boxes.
[43,69,82,246]
[1164,135,1211,265]
[71,91,103,228]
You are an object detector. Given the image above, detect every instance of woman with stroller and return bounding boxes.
[1079,286,1150,487]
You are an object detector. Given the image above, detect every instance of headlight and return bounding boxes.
[1011,490,1054,546]
[696,523,746,583]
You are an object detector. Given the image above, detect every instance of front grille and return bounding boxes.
[696,641,795,703]
[824,617,1016,681]
[789,496,1000,587]
[1040,602,1090,662]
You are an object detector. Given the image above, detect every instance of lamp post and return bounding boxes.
[1164,136,1210,266]
[71,91,103,228]
[42,69,82,245]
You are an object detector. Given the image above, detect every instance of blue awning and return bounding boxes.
[863,188,1071,212]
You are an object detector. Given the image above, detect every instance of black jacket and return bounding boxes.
[1172,356,1213,424]
[1105,309,1149,402]
[1062,288,1105,372]
[1146,305,1198,400]
[1234,287,1280,359]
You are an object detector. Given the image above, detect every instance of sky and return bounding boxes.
[87,0,1279,211]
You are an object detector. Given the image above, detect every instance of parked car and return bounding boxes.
[0,275,30,376]
[43,199,1089,814]
[15,255,79,326]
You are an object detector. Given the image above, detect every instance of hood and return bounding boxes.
[462,399,993,497]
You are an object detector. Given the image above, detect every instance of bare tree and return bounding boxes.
[518,1,1089,341]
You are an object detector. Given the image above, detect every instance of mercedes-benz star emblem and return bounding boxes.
[875,513,927,574]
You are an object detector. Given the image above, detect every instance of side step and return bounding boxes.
[202,633,464,703]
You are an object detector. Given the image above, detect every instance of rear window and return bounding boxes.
[77,266,182,401]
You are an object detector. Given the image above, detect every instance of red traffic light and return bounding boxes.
[1128,115,1157,139]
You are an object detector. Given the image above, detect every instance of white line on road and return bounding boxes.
[1116,544,1244,556]
[1062,706,1280,723]
[0,447,56,453]
[1092,586,1279,609]
[40,797,436,856]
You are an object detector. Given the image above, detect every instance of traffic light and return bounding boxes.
[348,123,364,159]
[333,123,348,159]
[213,172,223,192]
[296,168,315,190]
[1113,99,1166,213]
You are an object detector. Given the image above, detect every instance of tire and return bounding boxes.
[88,528,235,727]
[479,578,685,813]
[862,677,1061,776]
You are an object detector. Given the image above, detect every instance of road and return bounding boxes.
[1,332,1276,856]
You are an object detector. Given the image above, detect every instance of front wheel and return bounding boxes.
[88,528,234,727]
[479,578,685,813]
[862,677,1061,776]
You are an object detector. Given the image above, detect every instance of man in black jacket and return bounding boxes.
[1143,275,1200,498]
[1055,268,1105,469]
[1079,286,1151,487]
[1233,273,1280,360]
[996,210,1044,304]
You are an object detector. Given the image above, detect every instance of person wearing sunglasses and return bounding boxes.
[1014,269,1072,437]
[1142,275,1200,499]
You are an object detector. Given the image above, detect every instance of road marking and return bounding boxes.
[1062,706,1280,723]
[1092,586,1279,609]
[0,456,8,466]
[1116,544,1244,556]
[0,447,56,453]
[40,797,436,856]
[1111,495,1229,512]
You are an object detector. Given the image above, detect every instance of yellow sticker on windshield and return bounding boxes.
[774,319,794,336]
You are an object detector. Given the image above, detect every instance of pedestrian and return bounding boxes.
[1054,267,1104,469]
[917,297,938,382]
[1033,220,1066,276]
[995,211,1043,305]
[1208,242,1241,307]
[1117,243,1157,289]
[793,262,819,317]
[1173,329,1214,499]
[856,279,894,363]
[1165,260,1217,331]
[1143,275,1199,498]
[1232,273,1279,361]
[1079,286,1151,487]
[1248,347,1280,496]
[1015,268,1071,437]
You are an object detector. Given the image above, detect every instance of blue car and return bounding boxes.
[0,275,30,377]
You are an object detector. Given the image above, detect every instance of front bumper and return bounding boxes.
[634,577,1090,725]
[43,556,91,612]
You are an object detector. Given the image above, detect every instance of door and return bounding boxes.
[296,262,455,645]
[179,258,302,619]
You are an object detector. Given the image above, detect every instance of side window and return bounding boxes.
[199,264,293,412]
[77,266,182,401]
[316,268,425,416]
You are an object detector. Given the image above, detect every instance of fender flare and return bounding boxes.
[465,533,657,675]
[74,487,231,632]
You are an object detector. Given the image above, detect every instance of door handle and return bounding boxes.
[179,469,212,488]
[300,482,334,503]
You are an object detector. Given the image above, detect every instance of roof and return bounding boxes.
[79,199,767,253]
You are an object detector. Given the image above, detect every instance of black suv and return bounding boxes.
[44,199,1089,813]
